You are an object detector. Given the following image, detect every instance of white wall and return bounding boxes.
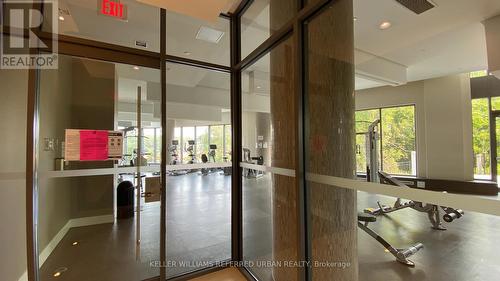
[0,69,28,281]
[356,73,474,181]
[423,74,474,181]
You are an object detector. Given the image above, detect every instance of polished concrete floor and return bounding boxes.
[39,173,500,281]
[189,268,246,281]
[358,192,500,281]
[39,172,232,281]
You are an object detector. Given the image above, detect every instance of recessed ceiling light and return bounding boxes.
[183,51,191,56]
[53,272,61,277]
[256,86,262,89]
[353,17,358,21]
[72,241,78,246]
[133,66,140,70]
[58,16,65,21]
[379,21,392,30]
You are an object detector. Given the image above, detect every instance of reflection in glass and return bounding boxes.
[241,0,296,59]
[242,35,298,281]
[166,11,230,66]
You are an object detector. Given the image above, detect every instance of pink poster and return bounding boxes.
[79,130,109,161]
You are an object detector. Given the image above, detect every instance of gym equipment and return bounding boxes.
[365,171,465,230]
[358,212,424,267]
[200,144,219,176]
[185,140,196,164]
[242,148,264,178]
[169,140,179,165]
[167,140,188,176]
[359,119,381,183]
[222,151,232,176]
[208,144,217,163]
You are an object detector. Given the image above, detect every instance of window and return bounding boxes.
[355,105,417,176]
[209,125,224,162]
[173,125,232,163]
[196,126,209,160]
[224,125,232,161]
[472,98,491,179]
[381,106,416,175]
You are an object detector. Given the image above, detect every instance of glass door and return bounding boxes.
[36,55,162,281]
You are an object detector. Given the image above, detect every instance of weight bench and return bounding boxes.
[365,171,464,230]
[358,212,424,266]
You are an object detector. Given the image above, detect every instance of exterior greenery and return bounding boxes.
[355,106,416,176]
[472,98,491,177]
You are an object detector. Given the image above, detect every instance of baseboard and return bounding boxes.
[38,220,72,267]
[17,271,27,281]
[18,214,114,281]
[70,214,114,228]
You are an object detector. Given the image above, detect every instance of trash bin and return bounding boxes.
[117,180,134,219]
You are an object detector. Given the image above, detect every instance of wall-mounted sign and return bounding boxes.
[99,0,128,20]
[65,129,123,161]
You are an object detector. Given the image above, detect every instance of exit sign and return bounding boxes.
[99,0,127,20]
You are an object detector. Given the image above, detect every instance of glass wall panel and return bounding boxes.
[43,0,160,52]
[165,62,231,278]
[166,11,230,66]
[241,0,297,59]
[242,35,298,281]
[37,55,161,280]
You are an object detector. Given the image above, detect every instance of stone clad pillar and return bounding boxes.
[306,0,358,280]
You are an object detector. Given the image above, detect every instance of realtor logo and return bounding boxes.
[0,0,58,69]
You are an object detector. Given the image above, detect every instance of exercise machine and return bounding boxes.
[185,140,196,164]
[359,119,381,183]
[362,119,464,230]
[200,144,218,176]
[242,148,264,178]
[222,151,232,176]
[358,212,424,266]
[169,140,179,165]
[365,171,465,230]
[167,140,187,176]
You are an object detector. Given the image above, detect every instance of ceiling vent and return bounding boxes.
[195,26,225,44]
[395,0,436,14]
